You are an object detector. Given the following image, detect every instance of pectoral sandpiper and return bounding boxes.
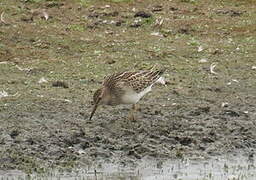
[89,68,166,120]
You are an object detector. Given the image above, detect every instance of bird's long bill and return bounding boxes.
[89,98,100,120]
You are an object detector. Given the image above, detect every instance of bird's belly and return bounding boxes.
[121,93,141,104]
[121,85,152,104]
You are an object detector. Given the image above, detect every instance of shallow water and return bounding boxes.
[1,152,255,180]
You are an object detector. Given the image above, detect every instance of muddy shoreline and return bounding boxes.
[1,93,255,172]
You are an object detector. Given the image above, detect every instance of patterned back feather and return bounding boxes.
[103,69,165,93]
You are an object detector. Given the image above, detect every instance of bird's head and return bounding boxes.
[89,88,104,120]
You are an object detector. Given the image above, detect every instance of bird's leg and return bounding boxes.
[128,104,137,122]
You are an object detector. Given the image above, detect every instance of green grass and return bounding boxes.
[67,24,86,32]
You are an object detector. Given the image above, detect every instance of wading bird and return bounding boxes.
[89,68,166,120]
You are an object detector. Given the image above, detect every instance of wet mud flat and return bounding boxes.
[0,90,255,173]
[0,152,255,180]
[0,0,256,176]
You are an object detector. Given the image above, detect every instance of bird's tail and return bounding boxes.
[156,68,166,76]
[153,68,166,85]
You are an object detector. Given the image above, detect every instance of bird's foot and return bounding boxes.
[128,114,136,122]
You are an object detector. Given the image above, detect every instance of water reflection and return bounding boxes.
[0,152,255,180]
